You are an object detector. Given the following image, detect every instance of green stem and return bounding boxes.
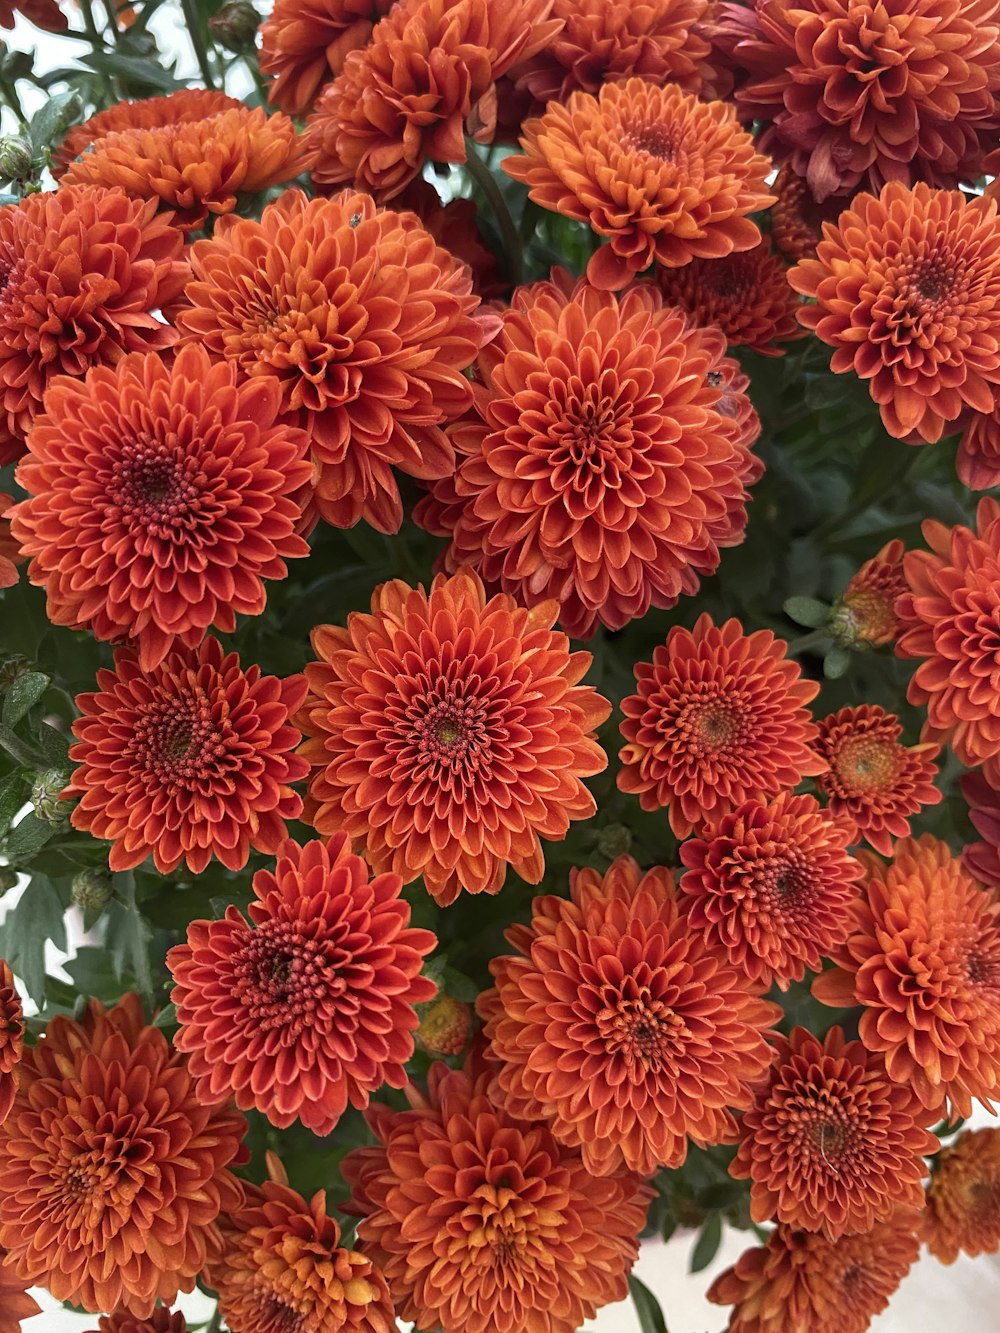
[243,53,269,105]
[75,0,117,104]
[206,1307,222,1333]
[179,0,219,90]
[464,137,522,287]
[787,628,831,657]
[0,78,26,129]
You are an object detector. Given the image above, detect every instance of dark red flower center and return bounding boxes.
[231,918,348,1034]
[108,440,210,538]
[684,698,746,754]
[624,120,679,163]
[597,991,683,1071]
[832,734,902,793]
[129,694,237,786]
[410,691,492,772]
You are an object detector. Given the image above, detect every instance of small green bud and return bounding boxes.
[595,823,633,860]
[71,867,114,911]
[30,767,72,827]
[208,0,260,52]
[0,136,33,182]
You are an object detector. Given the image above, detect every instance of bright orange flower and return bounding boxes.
[67,638,308,875]
[655,241,803,355]
[830,540,907,648]
[54,89,244,176]
[962,769,1000,887]
[342,1064,652,1333]
[178,189,496,534]
[768,164,842,262]
[813,835,1000,1117]
[479,855,779,1176]
[923,1127,1000,1263]
[307,0,562,198]
[0,186,187,466]
[0,994,246,1316]
[511,0,713,105]
[297,570,610,905]
[84,1311,187,1333]
[0,1250,40,1333]
[789,183,1000,444]
[168,834,437,1135]
[61,99,313,231]
[0,495,21,591]
[9,345,313,673]
[259,0,395,116]
[897,498,1000,780]
[0,961,22,1127]
[707,1211,922,1333]
[731,1026,937,1237]
[504,78,775,291]
[813,705,942,855]
[393,177,506,297]
[730,0,1000,200]
[678,792,862,991]
[618,614,824,838]
[957,395,1000,489]
[415,274,762,639]
[208,1155,396,1333]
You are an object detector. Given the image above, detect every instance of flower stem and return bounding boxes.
[464,137,522,287]
[206,1307,222,1333]
[179,0,219,90]
[787,628,830,657]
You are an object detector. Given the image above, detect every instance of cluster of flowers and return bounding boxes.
[0,0,1000,1330]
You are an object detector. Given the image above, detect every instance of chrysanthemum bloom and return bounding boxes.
[814,835,1000,1117]
[706,1211,922,1333]
[829,540,907,649]
[342,1064,652,1333]
[729,0,1000,200]
[53,89,244,176]
[259,0,395,116]
[308,0,562,198]
[655,241,803,355]
[789,183,1000,443]
[961,769,1000,886]
[9,346,313,672]
[208,1154,396,1333]
[0,961,23,1126]
[678,792,862,991]
[0,186,187,465]
[897,498,1000,780]
[0,993,246,1316]
[479,855,779,1176]
[957,396,1000,489]
[0,1251,39,1333]
[83,1311,187,1333]
[812,705,941,855]
[768,164,843,262]
[178,190,497,533]
[60,101,314,232]
[504,78,775,291]
[297,570,610,905]
[922,1127,1000,1263]
[67,637,308,875]
[416,995,472,1055]
[0,496,21,591]
[393,177,505,298]
[415,275,762,639]
[167,834,437,1135]
[618,614,824,838]
[511,0,713,106]
[731,1026,937,1237]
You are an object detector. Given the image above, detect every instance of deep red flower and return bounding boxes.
[67,637,308,875]
[0,0,64,26]
[0,961,23,1127]
[769,163,843,262]
[961,769,1000,887]
[168,834,437,1136]
[923,1126,1000,1263]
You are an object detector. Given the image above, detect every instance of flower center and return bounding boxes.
[232,918,348,1034]
[967,1178,1000,1226]
[596,992,683,1071]
[463,1178,536,1266]
[407,690,492,777]
[686,699,744,753]
[626,121,678,162]
[129,693,232,786]
[832,735,902,793]
[108,440,206,537]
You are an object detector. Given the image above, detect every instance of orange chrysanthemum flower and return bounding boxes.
[84,1311,187,1333]
[731,1026,937,1237]
[0,495,21,591]
[813,835,1000,1117]
[768,164,842,262]
[962,769,1000,887]
[923,1127,1000,1263]
[53,89,244,176]
[0,993,246,1316]
[504,78,775,291]
[9,345,313,673]
[259,0,395,116]
[707,1211,922,1333]
[297,570,610,905]
[812,705,942,855]
[342,1064,652,1333]
[678,792,862,991]
[731,0,1000,200]
[479,855,779,1176]
[307,0,562,198]
[167,834,437,1135]
[511,0,712,105]
[178,189,496,534]
[789,183,1000,444]
[0,961,23,1126]
[393,177,506,298]
[897,498,1000,780]
[830,540,907,648]
[0,1251,40,1333]
[208,1155,396,1333]
[655,241,803,355]
[957,395,1000,490]
[67,638,308,875]
[618,614,824,838]
[0,186,186,466]
[60,97,313,232]
[415,274,762,639]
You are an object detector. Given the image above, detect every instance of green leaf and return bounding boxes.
[35,721,70,766]
[782,597,830,630]
[5,812,55,861]
[105,871,154,1004]
[27,92,79,158]
[152,1001,178,1030]
[823,644,852,680]
[439,964,480,1004]
[0,722,42,769]
[79,50,185,92]
[1,671,50,727]
[0,769,26,841]
[689,1212,723,1274]
[0,874,66,1004]
[628,1275,668,1333]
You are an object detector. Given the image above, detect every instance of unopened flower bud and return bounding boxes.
[417,995,472,1055]
[31,767,72,827]
[208,0,260,52]
[595,823,633,860]
[0,655,36,693]
[0,866,19,894]
[0,136,31,181]
[71,867,114,911]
